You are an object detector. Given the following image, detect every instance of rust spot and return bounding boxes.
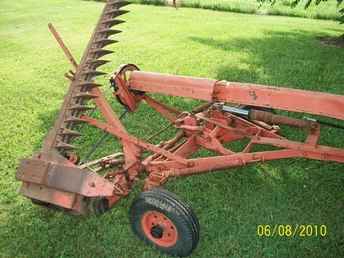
[249,90,258,101]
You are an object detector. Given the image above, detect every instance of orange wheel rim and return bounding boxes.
[141,211,178,247]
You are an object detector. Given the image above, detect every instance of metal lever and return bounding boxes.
[80,110,129,164]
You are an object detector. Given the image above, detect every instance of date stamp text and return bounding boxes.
[257,224,327,238]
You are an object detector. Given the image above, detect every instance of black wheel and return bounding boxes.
[129,188,200,257]
[88,197,110,215]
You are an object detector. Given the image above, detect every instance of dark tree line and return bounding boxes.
[258,0,343,23]
[258,0,343,41]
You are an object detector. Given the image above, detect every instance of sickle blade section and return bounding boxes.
[88,59,111,69]
[90,48,114,59]
[81,70,107,78]
[75,81,102,89]
[94,38,118,48]
[73,92,98,100]
[41,0,129,155]
[68,105,94,112]
[55,142,76,150]
[58,128,82,137]
[102,19,125,27]
[98,29,122,37]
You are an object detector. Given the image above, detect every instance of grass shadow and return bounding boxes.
[185,29,344,256]
[190,29,344,94]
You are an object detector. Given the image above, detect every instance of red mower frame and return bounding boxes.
[17,61,344,213]
[15,0,344,256]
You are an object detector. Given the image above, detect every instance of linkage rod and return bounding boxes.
[48,23,78,69]
[80,110,128,164]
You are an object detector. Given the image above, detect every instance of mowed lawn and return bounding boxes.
[1,0,344,257]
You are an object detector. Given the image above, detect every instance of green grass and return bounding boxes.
[1,1,344,257]
[129,0,342,21]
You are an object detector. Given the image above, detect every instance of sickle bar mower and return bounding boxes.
[16,0,344,256]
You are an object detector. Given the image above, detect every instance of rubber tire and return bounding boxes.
[130,188,200,257]
[88,197,110,215]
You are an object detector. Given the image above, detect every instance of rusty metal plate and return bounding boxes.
[45,164,114,197]
[20,182,76,209]
[16,159,50,184]
[17,158,114,197]
[46,164,87,194]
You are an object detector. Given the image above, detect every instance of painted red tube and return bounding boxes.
[129,71,216,101]
[129,71,344,120]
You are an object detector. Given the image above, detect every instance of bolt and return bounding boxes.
[187,161,195,167]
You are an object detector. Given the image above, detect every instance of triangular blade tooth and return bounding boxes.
[73,92,98,100]
[64,116,85,123]
[105,10,129,17]
[97,29,122,37]
[88,59,110,69]
[94,39,118,48]
[59,128,82,137]
[90,49,114,58]
[101,19,125,27]
[68,105,94,112]
[55,142,76,150]
[81,70,107,77]
[75,81,102,89]
[108,0,130,9]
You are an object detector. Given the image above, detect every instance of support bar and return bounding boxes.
[129,71,344,120]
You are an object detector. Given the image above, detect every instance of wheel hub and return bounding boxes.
[151,225,164,239]
[141,210,178,247]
